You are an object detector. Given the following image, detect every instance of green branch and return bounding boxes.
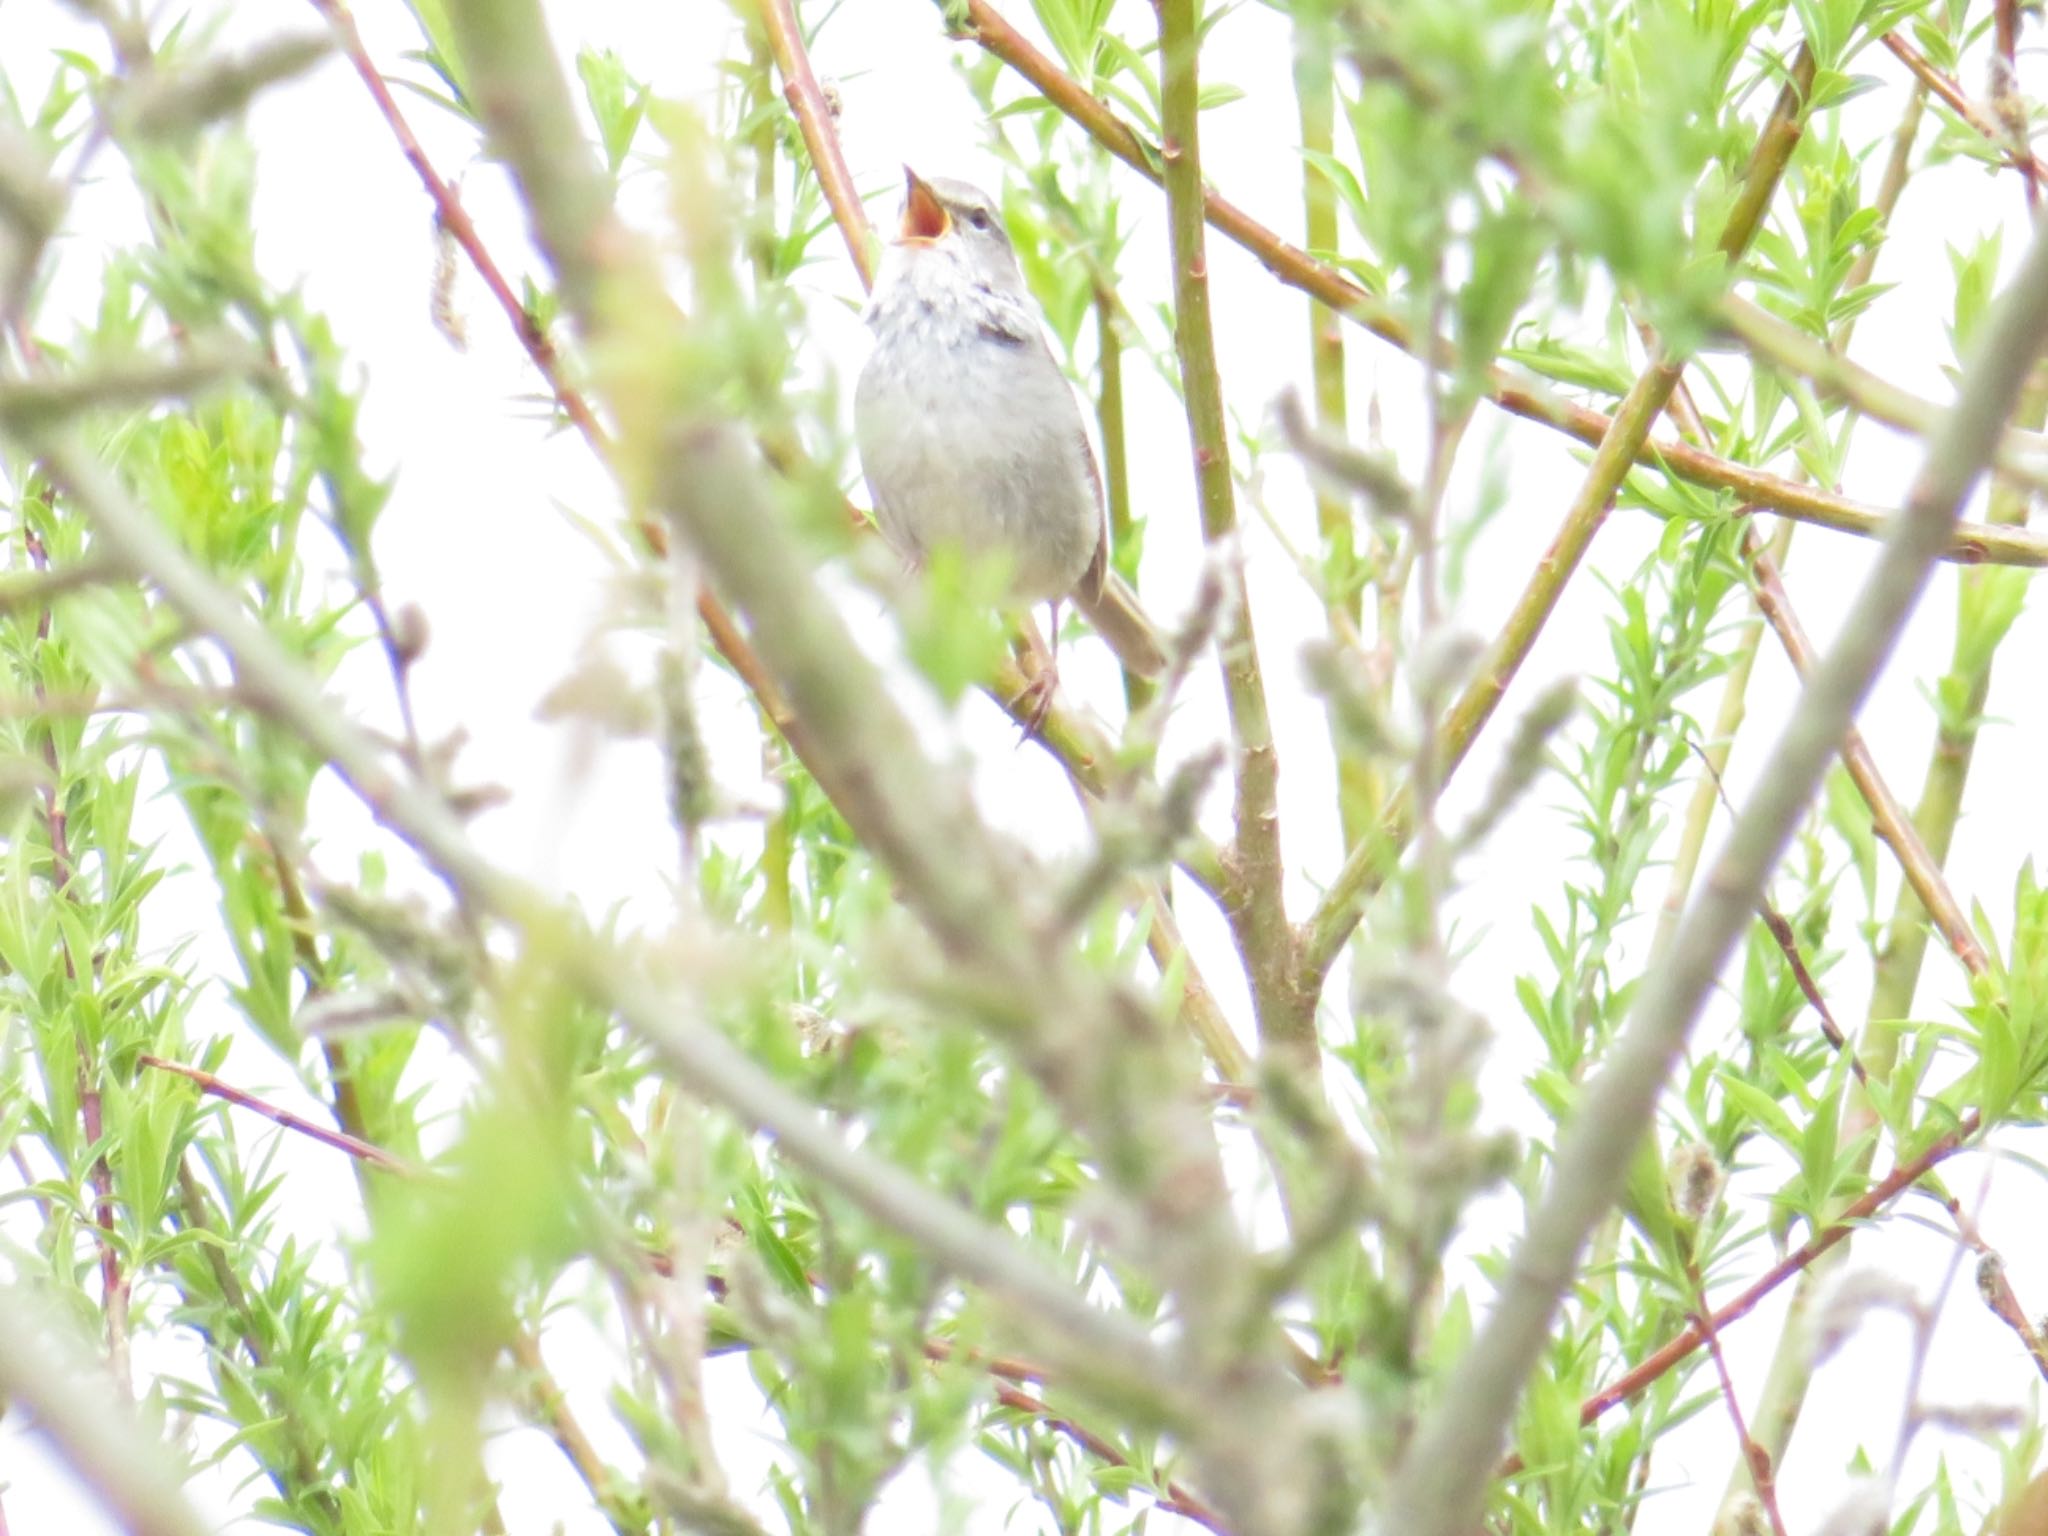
[1156,0,1302,1067]
[960,5,2048,567]
[1298,48,1816,984]
[1380,189,2048,1536]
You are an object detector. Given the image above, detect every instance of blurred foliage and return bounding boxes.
[1,0,2045,1532]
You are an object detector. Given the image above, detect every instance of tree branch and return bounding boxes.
[1156,0,1300,1066]
[958,2,2048,568]
[1381,204,2048,1536]
[14,422,1182,1413]
[0,1292,211,1536]
[1301,46,1816,985]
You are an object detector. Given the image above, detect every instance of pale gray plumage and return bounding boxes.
[855,173,1107,608]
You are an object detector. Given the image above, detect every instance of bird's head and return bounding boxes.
[888,168,1027,299]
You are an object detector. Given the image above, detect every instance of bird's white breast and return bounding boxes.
[856,254,1100,604]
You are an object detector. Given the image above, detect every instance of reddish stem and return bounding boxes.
[1577,1113,1978,1428]
[139,1054,414,1174]
[302,0,803,732]
[1689,1262,1788,1536]
[755,0,875,287]
[25,523,129,1385]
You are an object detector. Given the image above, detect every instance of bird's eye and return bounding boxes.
[966,208,993,231]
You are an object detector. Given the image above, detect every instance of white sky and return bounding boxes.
[4,0,2048,1532]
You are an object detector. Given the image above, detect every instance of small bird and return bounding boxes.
[855,168,1162,715]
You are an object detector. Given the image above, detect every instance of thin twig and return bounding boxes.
[138,1054,415,1173]
[301,0,807,739]
[1573,1110,1980,1431]
[507,1329,642,1533]
[1686,743,1870,1085]
[1879,31,2040,190]
[1965,1239,2048,1384]
[1688,1267,1789,1536]
[755,0,871,287]
[1988,0,2038,209]
[987,1374,1230,1534]
[1741,539,1989,974]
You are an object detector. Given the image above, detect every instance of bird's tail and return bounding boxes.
[1075,573,1168,679]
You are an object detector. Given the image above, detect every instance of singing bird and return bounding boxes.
[855,167,1163,715]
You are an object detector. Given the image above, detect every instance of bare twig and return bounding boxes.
[1879,31,2040,192]
[300,0,809,742]
[1691,1279,1788,1536]
[139,1054,415,1173]
[1741,537,1989,975]
[507,1330,642,1532]
[1574,1110,1979,1430]
[755,0,872,287]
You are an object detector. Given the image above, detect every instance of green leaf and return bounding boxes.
[576,48,649,178]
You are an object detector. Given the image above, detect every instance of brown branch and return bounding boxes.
[305,0,602,445]
[1947,1205,2048,1384]
[1989,0,2038,208]
[755,0,872,287]
[301,0,805,739]
[1880,31,2040,194]
[958,1,2048,570]
[1741,531,1990,976]
[1687,736,1871,1084]
[1688,1265,1788,1536]
[1757,904,1868,1086]
[1575,1111,1979,1429]
[923,1329,1231,1530]
[508,1329,641,1532]
[139,1054,415,1174]
[989,1375,1230,1534]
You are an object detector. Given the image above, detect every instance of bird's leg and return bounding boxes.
[1009,604,1060,739]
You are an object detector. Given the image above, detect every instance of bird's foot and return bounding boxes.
[1010,662,1058,741]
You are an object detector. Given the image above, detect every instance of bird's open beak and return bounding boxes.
[898,166,950,245]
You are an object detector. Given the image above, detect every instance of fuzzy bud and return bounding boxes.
[391,603,430,668]
[1666,1142,1723,1224]
[1715,1493,1770,1536]
[1813,1477,1891,1536]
